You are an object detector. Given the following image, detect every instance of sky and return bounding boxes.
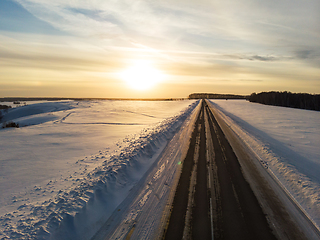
[0,0,319,98]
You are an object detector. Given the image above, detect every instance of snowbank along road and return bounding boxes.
[163,100,308,240]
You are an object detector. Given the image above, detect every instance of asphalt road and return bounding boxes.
[164,100,277,240]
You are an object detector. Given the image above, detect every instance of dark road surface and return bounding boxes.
[164,100,277,240]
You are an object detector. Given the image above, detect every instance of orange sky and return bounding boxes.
[0,0,319,98]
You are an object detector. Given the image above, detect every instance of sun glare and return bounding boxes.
[120,60,164,90]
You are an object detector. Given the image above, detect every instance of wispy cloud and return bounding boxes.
[0,0,319,96]
[224,54,279,62]
[12,0,320,56]
[0,33,124,72]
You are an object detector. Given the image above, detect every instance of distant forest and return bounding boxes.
[188,93,248,99]
[249,91,320,111]
[0,104,11,110]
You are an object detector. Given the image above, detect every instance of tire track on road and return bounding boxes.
[164,100,277,240]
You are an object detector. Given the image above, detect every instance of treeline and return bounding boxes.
[0,104,12,110]
[249,91,320,111]
[189,93,248,99]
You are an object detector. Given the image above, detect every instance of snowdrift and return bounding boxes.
[0,101,75,127]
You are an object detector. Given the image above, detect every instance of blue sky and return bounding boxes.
[0,0,319,98]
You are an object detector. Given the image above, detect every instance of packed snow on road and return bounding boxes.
[209,99,320,231]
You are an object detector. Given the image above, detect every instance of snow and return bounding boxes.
[91,102,201,240]
[0,100,198,239]
[2,98,318,239]
[208,100,320,231]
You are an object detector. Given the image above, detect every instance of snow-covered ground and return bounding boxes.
[209,100,320,232]
[1,99,319,239]
[0,100,198,239]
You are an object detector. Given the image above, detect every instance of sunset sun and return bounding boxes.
[120,60,164,90]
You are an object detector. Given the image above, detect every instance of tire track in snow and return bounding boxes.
[58,111,144,125]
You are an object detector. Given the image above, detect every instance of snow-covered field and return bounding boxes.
[1,99,319,239]
[209,100,320,232]
[0,100,198,239]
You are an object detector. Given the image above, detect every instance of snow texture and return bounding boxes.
[209,100,320,230]
[0,100,197,240]
[2,98,318,239]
